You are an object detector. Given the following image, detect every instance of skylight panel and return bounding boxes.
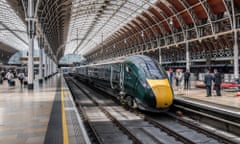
[0,0,28,51]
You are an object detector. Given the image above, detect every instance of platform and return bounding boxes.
[0,74,89,144]
[173,81,240,114]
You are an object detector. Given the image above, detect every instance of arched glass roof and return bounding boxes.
[59,54,86,65]
[65,0,158,55]
[0,0,28,51]
[1,0,237,63]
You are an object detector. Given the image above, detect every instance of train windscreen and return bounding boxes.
[133,59,167,79]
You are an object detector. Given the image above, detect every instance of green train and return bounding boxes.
[72,55,174,112]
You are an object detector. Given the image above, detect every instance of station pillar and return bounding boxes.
[50,59,52,76]
[232,1,239,80]
[44,52,48,79]
[38,37,44,83]
[159,48,162,64]
[233,32,238,80]
[186,40,190,72]
[48,56,50,77]
[185,30,190,72]
[26,0,36,89]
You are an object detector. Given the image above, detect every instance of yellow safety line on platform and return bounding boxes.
[61,86,69,144]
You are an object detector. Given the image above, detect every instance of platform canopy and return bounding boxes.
[65,0,159,55]
[59,54,86,65]
[2,0,240,63]
[0,0,28,63]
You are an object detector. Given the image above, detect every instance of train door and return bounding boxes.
[110,64,121,92]
[124,64,137,96]
[119,64,124,92]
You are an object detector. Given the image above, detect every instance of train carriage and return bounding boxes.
[73,55,174,112]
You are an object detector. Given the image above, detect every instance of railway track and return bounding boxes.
[172,98,240,143]
[65,75,238,144]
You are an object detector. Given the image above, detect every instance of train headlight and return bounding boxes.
[143,82,147,88]
[140,79,150,89]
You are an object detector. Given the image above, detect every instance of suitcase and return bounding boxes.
[24,81,28,85]
[10,80,15,86]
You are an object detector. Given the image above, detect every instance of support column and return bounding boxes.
[50,59,52,76]
[186,40,190,71]
[47,56,49,78]
[52,62,55,74]
[54,62,56,74]
[233,32,238,80]
[159,48,162,64]
[27,34,34,89]
[48,56,50,77]
[185,30,190,72]
[26,0,36,89]
[44,52,48,79]
[232,0,239,80]
[39,37,44,83]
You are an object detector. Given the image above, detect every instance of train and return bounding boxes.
[70,55,174,112]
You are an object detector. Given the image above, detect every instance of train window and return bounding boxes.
[134,61,167,79]
[126,66,132,73]
[104,65,111,80]
[152,60,168,78]
[112,64,120,81]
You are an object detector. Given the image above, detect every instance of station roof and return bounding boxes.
[0,0,239,62]
[0,0,27,63]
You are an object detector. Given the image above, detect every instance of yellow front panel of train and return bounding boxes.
[147,79,173,108]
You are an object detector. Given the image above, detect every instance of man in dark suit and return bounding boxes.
[213,69,221,96]
[204,69,213,97]
[184,70,190,89]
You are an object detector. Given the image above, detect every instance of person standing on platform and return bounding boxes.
[213,69,221,96]
[0,72,2,84]
[184,70,190,89]
[6,70,14,86]
[18,71,25,88]
[175,69,179,89]
[167,68,173,86]
[176,69,184,93]
[204,69,213,97]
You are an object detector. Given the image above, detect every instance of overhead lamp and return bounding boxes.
[199,39,202,43]
[104,0,110,4]
[101,5,106,9]
[169,17,173,25]
[141,31,144,37]
[96,13,101,17]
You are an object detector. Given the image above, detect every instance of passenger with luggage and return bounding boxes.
[18,71,25,88]
[6,70,14,86]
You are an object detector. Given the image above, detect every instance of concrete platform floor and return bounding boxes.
[0,77,57,144]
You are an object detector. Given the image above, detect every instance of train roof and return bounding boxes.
[77,55,153,68]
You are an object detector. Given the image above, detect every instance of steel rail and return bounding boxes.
[65,77,104,144]
[172,103,239,144]
[68,77,144,144]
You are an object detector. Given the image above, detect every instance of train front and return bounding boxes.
[134,57,174,112]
